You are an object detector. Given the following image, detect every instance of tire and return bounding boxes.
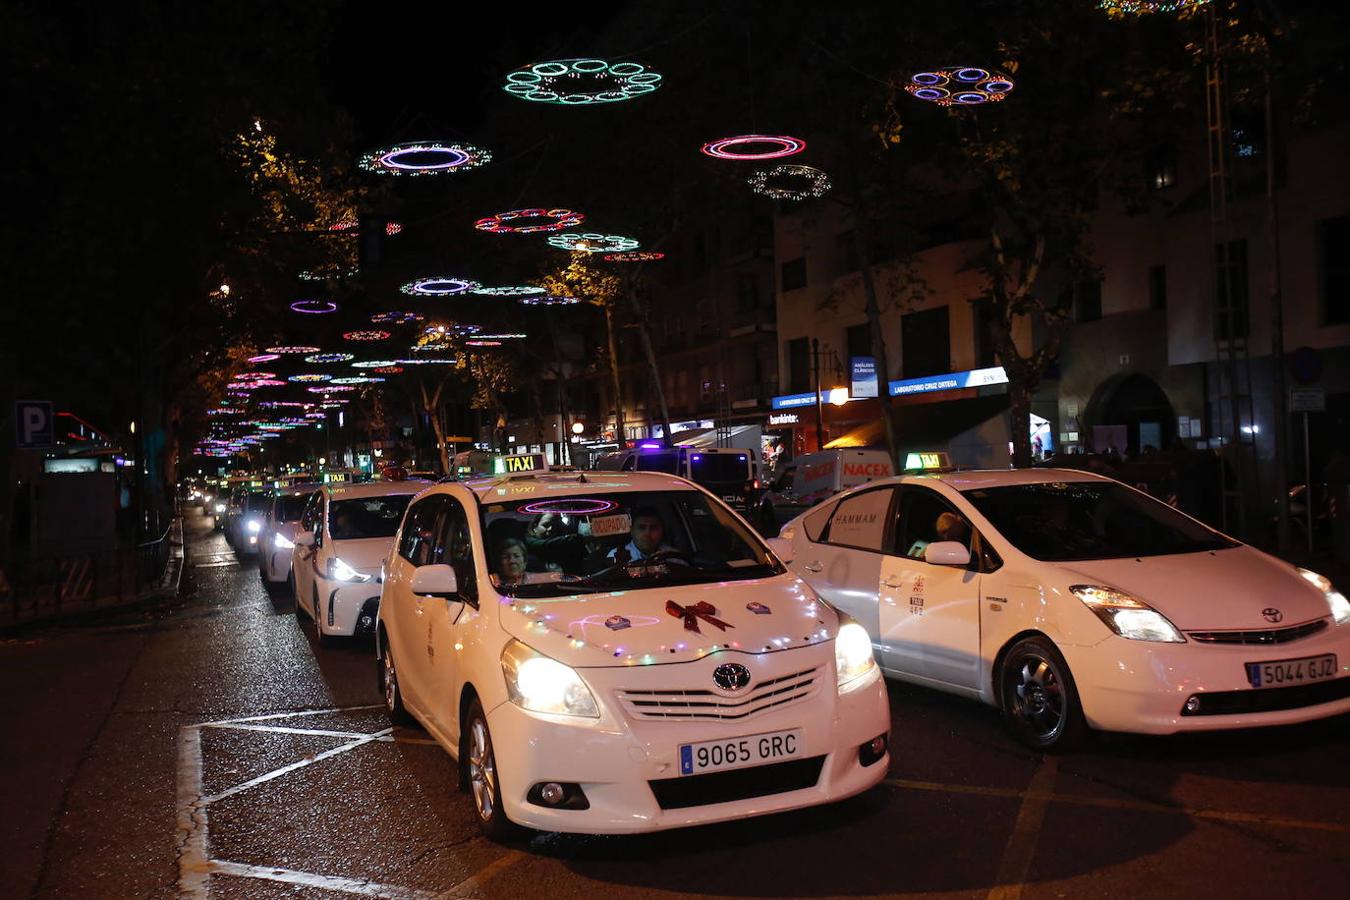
[314,591,333,648]
[287,573,298,614]
[998,636,1088,752]
[380,642,415,726]
[462,698,523,842]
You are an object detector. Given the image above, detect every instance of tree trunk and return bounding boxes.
[602,303,626,442]
[1009,379,1033,469]
[545,311,572,465]
[626,285,672,442]
[419,377,450,474]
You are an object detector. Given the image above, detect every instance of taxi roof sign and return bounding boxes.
[492,452,549,476]
[904,451,950,471]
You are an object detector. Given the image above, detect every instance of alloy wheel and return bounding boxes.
[1010,653,1066,742]
[468,719,497,822]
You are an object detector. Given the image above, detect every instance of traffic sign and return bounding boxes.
[15,400,53,449]
[1290,388,1325,413]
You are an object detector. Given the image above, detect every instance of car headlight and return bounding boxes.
[246,519,262,534]
[327,557,371,582]
[1071,585,1185,643]
[500,639,599,717]
[1298,568,1350,625]
[835,621,877,688]
[273,532,295,550]
[214,503,226,513]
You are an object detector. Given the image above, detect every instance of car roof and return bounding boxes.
[276,483,321,496]
[459,470,698,502]
[321,480,433,500]
[911,467,1110,491]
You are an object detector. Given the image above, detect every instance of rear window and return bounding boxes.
[633,451,680,474]
[689,452,750,482]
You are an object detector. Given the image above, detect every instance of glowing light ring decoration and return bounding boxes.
[419,323,481,339]
[358,141,492,176]
[475,208,585,234]
[1098,0,1209,13]
[373,366,404,374]
[400,276,480,296]
[603,251,664,262]
[305,411,327,419]
[464,340,503,347]
[247,353,280,363]
[396,358,457,365]
[236,379,287,389]
[208,407,244,416]
[370,311,425,325]
[298,267,359,281]
[308,385,356,393]
[701,135,806,161]
[351,359,399,369]
[288,374,332,383]
[518,294,581,306]
[303,352,355,364]
[503,58,662,105]
[342,330,391,342]
[747,165,832,200]
[905,67,1015,106]
[257,401,308,409]
[546,233,639,253]
[234,372,275,381]
[386,222,403,236]
[266,345,321,355]
[519,498,618,516]
[470,285,546,297]
[331,376,385,384]
[474,333,527,340]
[289,299,338,315]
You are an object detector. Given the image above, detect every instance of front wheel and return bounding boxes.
[313,592,333,648]
[463,699,523,842]
[380,643,414,726]
[998,636,1088,752]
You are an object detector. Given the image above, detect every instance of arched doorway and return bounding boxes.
[1083,373,1176,456]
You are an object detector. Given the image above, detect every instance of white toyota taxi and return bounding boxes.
[375,453,890,839]
[291,480,429,645]
[772,468,1350,750]
[259,485,317,586]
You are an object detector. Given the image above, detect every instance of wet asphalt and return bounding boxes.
[1,507,1347,899]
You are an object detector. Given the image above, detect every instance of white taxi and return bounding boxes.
[772,468,1350,750]
[258,485,317,586]
[374,455,890,839]
[291,480,430,645]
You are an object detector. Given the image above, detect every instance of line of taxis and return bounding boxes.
[257,452,1350,840]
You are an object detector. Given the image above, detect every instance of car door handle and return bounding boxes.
[883,577,903,589]
[803,561,823,573]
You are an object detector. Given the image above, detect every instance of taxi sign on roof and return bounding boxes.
[493,452,549,476]
[904,451,950,471]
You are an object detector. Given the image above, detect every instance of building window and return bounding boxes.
[780,257,807,292]
[834,231,859,276]
[1145,145,1177,191]
[736,274,760,313]
[845,323,871,362]
[972,301,997,367]
[1075,280,1102,323]
[1215,239,1250,340]
[1319,215,1350,325]
[786,337,810,393]
[1148,264,1167,310]
[901,307,950,379]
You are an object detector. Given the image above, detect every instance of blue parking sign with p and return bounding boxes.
[15,400,54,449]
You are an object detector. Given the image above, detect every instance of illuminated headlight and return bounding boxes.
[835,621,877,688]
[1072,585,1185,643]
[246,519,262,534]
[327,557,371,582]
[500,640,599,717]
[1299,568,1350,625]
[213,503,226,514]
[273,532,295,550]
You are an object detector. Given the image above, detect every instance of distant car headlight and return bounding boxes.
[327,557,371,583]
[273,532,295,550]
[246,519,262,534]
[500,639,599,718]
[1071,585,1185,643]
[213,503,226,514]
[1298,568,1350,625]
[835,621,877,688]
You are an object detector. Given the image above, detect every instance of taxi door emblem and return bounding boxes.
[1261,607,1283,624]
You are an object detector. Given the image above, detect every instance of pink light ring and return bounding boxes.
[519,498,619,516]
[700,134,807,161]
[247,353,280,363]
[358,141,491,176]
[474,208,585,234]
[343,330,392,342]
[290,299,338,314]
[234,372,275,380]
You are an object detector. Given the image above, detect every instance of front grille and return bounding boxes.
[1187,619,1328,645]
[1181,676,1350,716]
[618,667,820,721]
[648,756,825,810]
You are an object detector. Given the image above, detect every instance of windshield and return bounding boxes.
[689,452,751,483]
[329,495,413,541]
[275,495,310,522]
[963,481,1237,562]
[633,451,679,474]
[479,489,781,597]
[244,492,272,513]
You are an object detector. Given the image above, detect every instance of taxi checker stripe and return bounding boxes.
[665,600,733,633]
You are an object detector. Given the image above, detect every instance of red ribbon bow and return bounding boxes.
[665,600,733,634]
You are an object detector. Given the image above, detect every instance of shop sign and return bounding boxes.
[768,412,800,426]
[850,357,879,399]
[887,366,1008,397]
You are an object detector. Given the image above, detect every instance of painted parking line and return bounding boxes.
[885,776,1350,834]
[439,850,527,898]
[202,729,392,805]
[208,859,440,899]
[986,758,1058,900]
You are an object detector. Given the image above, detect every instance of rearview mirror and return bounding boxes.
[765,536,795,564]
[924,541,971,567]
[410,563,459,597]
[294,530,316,547]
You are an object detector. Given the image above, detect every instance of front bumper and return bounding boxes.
[486,650,889,834]
[316,574,382,637]
[1064,622,1350,734]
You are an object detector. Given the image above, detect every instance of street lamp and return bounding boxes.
[828,387,850,407]
[571,421,585,435]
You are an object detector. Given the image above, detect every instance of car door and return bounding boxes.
[877,484,982,691]
[425,495,484,741]
[791,486,898,642]
[384,494,449,713]
[293,491,323,607]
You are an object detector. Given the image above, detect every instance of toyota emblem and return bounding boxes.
[1261,607,1283,624]
[712,662,752,691]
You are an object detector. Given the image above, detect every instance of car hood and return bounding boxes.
[498,575,837,668]
[1059,546,1330,631]
[329,537,395,573]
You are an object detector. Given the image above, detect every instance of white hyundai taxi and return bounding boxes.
[772,468,1350,750]
[292,480,429,645]
[375,456,889,839]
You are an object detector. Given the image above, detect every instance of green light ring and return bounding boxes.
[546,233,640,253]
[503,58,663,105]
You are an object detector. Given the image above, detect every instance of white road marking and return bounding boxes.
[987,757,1058,900]
[199,703,383,727]
[202,729,392,805]
[205,722,392,741]
[175,726,211,898]
[209,859,441,899]
[437,851,527,898]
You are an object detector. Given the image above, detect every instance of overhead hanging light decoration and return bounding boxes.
[503,58,662,105]
[474,208,585,234]
[518,295,581,306]
[701,134,806,161]
[370,311,426,325]
[290,299,338,314]
[905,67,1015,106]
[303,352,355,364]
[603,251,664,262]
[247,353,280,364]
[343,330,391,342]
[308,385,356,393]
[747,165,832,200]
[396,357,457,365]
[265,345,321,355]
[326,219,404,236]
[1098,0,1209,13]
[358,141,492,175]
[351,359,400,369]
[331,376,385,384]
[373,365,404,374]
[298,266,359,282]
[401,276,481,296]
[233,372,274,381]
[464,340,503,347]
[470,285,546,297]
[546,232,639,253]
[288,374,332,383]
[474,333,527,340]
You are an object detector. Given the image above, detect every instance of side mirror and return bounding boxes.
[410,563,459,598]
[924,541,972,567]
[294,530,316,547]
[765,536,795,564]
